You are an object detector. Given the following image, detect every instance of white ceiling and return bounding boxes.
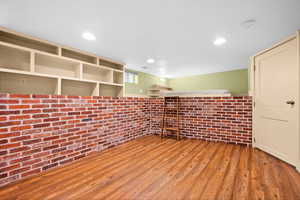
[1,0,300,78]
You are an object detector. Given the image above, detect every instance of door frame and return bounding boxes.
[251,31,300,172]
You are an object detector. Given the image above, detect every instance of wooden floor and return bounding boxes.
[0,136,300,200]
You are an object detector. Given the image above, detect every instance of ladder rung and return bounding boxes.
[164,115,177,119]
[165,107,177,110]
[164,127,179,131]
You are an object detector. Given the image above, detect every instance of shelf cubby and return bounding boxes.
[62,48,97,64]
[99,59,123,70]
[0,44,31,71]
[0,71,59,95]
[113,71,124,84]
[35,53,80,78]
[61,79,98,96]
[99,84,123,97]
[83,64,113,82]
[0,30,58,54]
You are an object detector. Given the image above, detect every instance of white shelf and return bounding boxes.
[99,65,123,73]
[83,64,113,82]
[100,81,123,87]
[99,84,123,97]
[0,29,58,54]
[0,67,123,96]
[62,48,97,64]
[0,43,31,71]
[0,71,59,95]
[0,27,125,97]
[61,79,98,96]
[35,53,80,78]
[0,67,59,79]
[99,59,123,71]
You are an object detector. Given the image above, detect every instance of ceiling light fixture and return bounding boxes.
[82,32,96,41]
[213,37,227,46]
[147,58,155,64]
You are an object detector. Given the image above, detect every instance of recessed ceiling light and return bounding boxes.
[82,32,96,41]
[214,37,227,46]
[147,58,155,64]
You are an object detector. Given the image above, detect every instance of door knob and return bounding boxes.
[286,100,295,105]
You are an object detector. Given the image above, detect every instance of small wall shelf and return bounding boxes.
[99,59,123,70]
[0,43,31,71]
[0,71,59,95]
[0,27,125,97]
[0,30,58,54]
[99,84,123,97]
[61,48,97,64]
[35,53,80,78]
[83,64,113,82]
[61,79,98,96]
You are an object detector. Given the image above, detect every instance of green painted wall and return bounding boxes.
[125,69,169,96]
[168,69,248,96]
[125,69,248,96]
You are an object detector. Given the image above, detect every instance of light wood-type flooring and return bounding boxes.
[0,135,300,200]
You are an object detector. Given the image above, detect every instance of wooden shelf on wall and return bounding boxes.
[0,71,59,95]
[61,48,97,64]
[0,27,125,97]
[61,79,98,96]
[0,30,59,54]
[35,53,81,78]
[99,84,123,97]
[99,59,123,70]
[0,43,31,71]
[83,64,113,83]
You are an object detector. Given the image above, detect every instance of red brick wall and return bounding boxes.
[150,96,252,145]
[0,94,252,187]
[0,94,150,186]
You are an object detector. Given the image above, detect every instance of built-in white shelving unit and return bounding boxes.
[0,27,124,97]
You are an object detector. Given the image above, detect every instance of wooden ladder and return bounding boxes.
[161,96,180,140]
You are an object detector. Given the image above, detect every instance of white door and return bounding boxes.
[253,37,299,166]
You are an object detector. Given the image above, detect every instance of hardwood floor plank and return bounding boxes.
[279,162,300,200]
[199,144,235,200]
[215,145,241,200]
[0,136,299,200]
[266,151,295,199]
[232,146,251,200]
[183,143,228,199]
[249,148,265,200]
[259,151,281,200]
